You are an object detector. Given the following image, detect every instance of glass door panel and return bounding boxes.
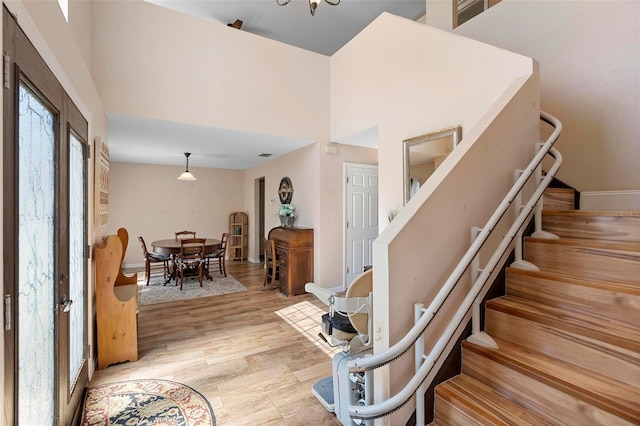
[68,133,85,390]
[17,82,55,424]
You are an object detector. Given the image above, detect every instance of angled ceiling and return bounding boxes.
[146,0,426,56]
[109,1,426,170]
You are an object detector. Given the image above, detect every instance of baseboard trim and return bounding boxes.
[580,190,640,211]
[122,262,145,270]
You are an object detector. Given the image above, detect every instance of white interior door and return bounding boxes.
[345,164,379,286]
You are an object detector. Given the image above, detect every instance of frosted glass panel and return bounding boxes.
[18,84,55,423]
[69,133,85,390]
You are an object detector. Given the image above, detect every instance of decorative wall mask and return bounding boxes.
[278,177,294,204]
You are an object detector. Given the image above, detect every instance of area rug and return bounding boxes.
[81,379,216,426]
[139,271,247,306]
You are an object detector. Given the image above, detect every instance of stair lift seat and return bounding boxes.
[305,269,373,425]
[306,269,372,352]
[321,311,358,342]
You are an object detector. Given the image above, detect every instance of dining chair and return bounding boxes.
[177,238,206,290]
[263,238,280,290]
[138,236,171,285]
[175,230,196,240]
[206,232,228,277]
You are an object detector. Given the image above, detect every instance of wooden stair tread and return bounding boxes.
[524,237,640,286]
[540,211,640,242]
[486,295,640,352]
[506,267,640,296]
[542,209,640,216]
[544,188,575,193]
[525,236,640,251]
[463,338,640,423]
[437,373,555,425]
[505,267,640,329]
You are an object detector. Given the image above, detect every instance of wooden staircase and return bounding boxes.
[433,188,640,425]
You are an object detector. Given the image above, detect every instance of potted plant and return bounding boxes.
[278,203,296,226]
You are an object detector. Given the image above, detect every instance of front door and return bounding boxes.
[345,164,378,286]
[3,8,89,425]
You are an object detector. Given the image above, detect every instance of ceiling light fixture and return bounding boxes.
[276,0,340,16]
[177,152,197,181]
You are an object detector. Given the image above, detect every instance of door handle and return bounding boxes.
[4,295,11,330]
[59,299,73,313]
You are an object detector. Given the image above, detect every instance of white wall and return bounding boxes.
[243,143,321,276]
[108,162,245,266]
[455,0,640,192]
[331,13,534,230]
[68,0,92,71]
[90,0,330,141]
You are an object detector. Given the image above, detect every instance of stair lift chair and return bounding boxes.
[305,269,373,425]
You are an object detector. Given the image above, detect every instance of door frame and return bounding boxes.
[3,7,89,424]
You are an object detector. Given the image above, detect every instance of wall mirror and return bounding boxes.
[403,125,462,205]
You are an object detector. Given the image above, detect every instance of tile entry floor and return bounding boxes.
[89,261,342,425]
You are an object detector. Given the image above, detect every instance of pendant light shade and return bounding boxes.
[178,152,197,181]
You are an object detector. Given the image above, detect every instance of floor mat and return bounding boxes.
[81,379,216,425]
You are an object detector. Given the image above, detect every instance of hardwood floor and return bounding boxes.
[89,261,342,425]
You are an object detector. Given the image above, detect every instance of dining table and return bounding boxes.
[151,238,221,281]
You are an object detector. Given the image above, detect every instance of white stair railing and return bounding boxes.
[347,112,563,423]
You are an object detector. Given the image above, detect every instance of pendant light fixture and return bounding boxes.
[177,152,197,181]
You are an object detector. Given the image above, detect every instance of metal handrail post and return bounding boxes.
[511,169,540,270]
[531,142,559,240]
[467,226,498,348]
[415,303,425,426]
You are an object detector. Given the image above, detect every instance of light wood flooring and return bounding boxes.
[89,261,342,425]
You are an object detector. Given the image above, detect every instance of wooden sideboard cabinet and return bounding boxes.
[268,226,314,296]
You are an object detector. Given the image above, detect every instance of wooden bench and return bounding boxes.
[95,234,138,369]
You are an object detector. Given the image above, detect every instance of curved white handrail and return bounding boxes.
[347,112,563,421]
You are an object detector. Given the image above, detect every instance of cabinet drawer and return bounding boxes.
[275,248,288,267]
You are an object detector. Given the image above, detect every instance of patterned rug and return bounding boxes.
[81,379,216,426]
[139,271,247,306]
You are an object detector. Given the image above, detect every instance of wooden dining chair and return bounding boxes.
[206,232,228,277]
[175,230,196,240]
[263,238,280,290]
[138,236,171,285]
[177,238,206,290]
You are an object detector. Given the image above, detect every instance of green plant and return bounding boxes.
[278,203,296,217]
[387,205,401,223]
